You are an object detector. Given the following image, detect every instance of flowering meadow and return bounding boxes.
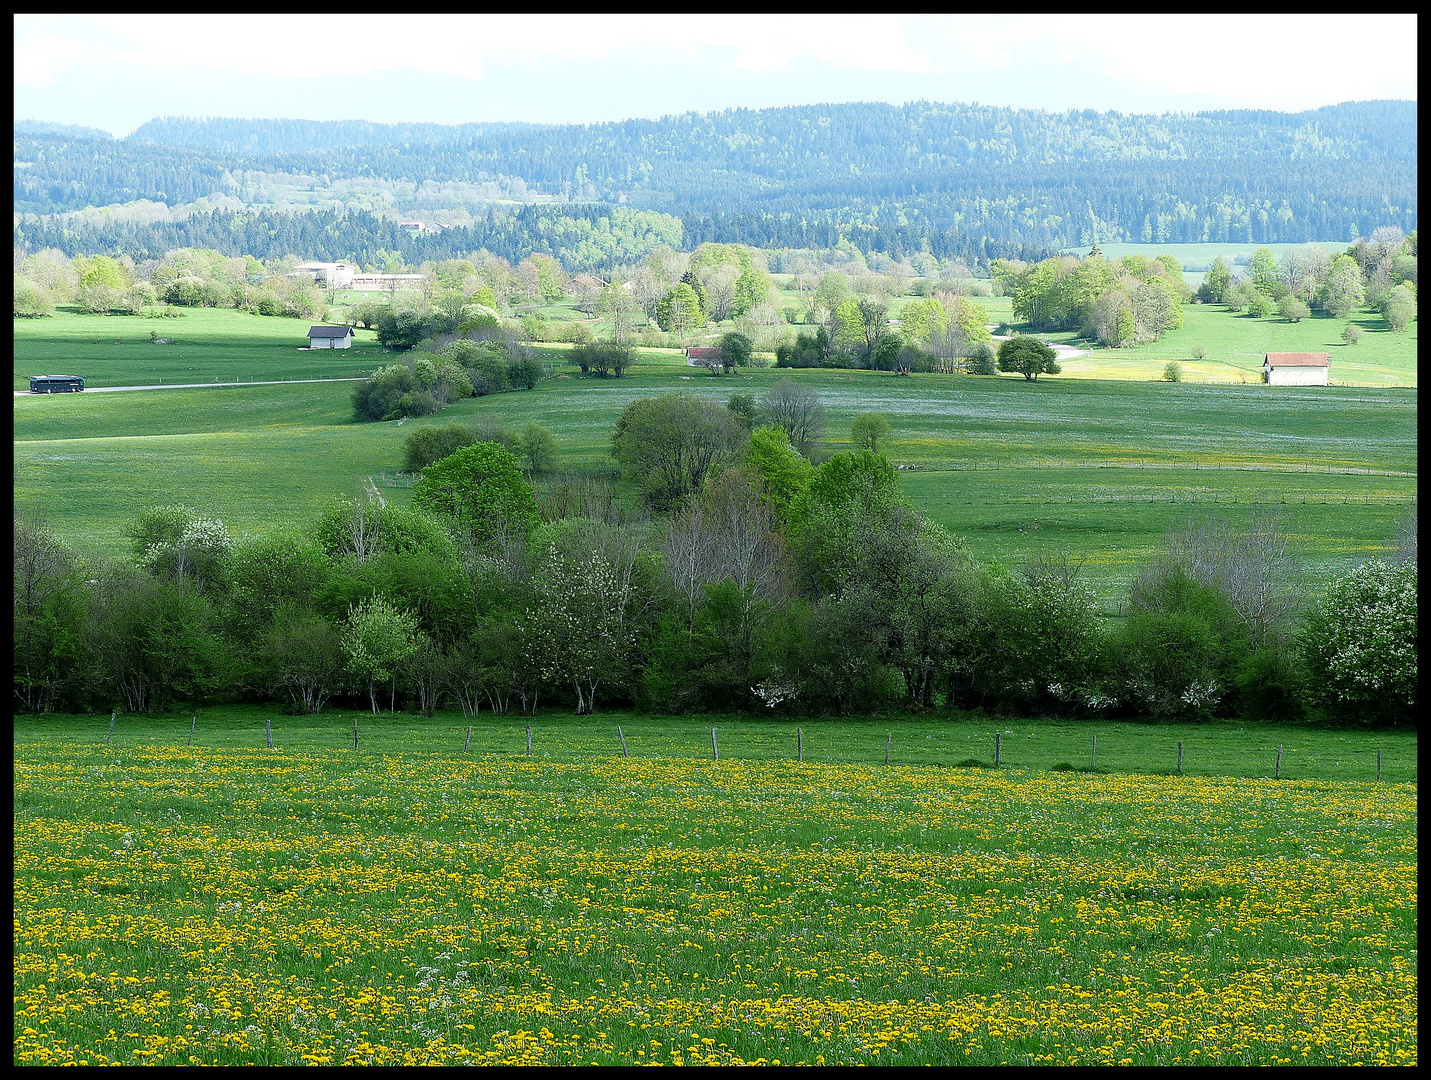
[14,729,1416,1066]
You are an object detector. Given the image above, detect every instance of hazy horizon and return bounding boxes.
[15,15,1417,138]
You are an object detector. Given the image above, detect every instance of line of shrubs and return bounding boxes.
[351,336,545,421]
[14,424,1416,727]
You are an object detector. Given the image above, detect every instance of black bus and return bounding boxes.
[29,375,85,393]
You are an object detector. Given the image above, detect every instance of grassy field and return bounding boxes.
[1086,306,1417,388]
[1055,242,1349,271]
[14,362,1416,597]
[13,307,385,390]
[14,715,1417,1065]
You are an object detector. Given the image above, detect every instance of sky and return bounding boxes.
[14,14,1418,137]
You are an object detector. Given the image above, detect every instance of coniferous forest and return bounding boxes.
[13,100,1417,269]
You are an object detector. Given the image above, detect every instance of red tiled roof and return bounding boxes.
[685,347,722,358]
[1264,352,1329,367]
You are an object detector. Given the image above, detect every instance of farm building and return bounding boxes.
[1263,352,1329,385]
[291,261,356,289]
[307,325,355,349]
[685,346,723,367]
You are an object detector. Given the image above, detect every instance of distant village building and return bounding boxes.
[398,221,447,236]
[308,325,355,349]
[685,346,723,367]
[292,261,357,289]
[1263,352,1329,386]
[348,273,427,292]
[291,260,428,292]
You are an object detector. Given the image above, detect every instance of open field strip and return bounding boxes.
[1090,307,1416,388]
[12,309,387,391]
[14,716,1416,1066]
[15,370,1416,595]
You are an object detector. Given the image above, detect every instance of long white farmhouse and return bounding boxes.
[1263,352,1329,385]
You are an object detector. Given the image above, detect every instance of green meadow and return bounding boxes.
[1056,241,1349,270]
[13,715,1418,1066]
[15,708,1416,782]
[12,300,1417,599]
[15,372,1414,600]
[1081,306,1417,387]
[12,307,385,390]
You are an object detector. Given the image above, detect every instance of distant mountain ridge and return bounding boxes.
[13,100,1417,265]
[122,100,1415,163]
[14,118,112,140]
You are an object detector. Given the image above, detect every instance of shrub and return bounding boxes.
[569,342,635,378]
[412,443,540,552]
[402,424,476,472]
[1341,323,1365,345]
[966,342,997,375]
[611,393,746,511]
[1298,558,1416,725]
[1163,361,1183,383]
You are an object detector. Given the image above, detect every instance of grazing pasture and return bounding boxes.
[13,715,1417,1066]
[14,348,1416,599]
[1086,306,1417,388]
[12,308,385,390]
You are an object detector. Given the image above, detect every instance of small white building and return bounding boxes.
[1263,352,1329,385]
[307,325,355,349]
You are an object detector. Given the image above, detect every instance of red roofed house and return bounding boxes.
[1263,352,1329,386]
[685,346,724,368]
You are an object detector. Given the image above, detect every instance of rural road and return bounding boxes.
[15,377,366,397]
[987,324,1087,360]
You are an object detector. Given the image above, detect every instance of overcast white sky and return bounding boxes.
[14,14,1418,136]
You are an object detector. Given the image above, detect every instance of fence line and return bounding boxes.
[131,715,1401,783]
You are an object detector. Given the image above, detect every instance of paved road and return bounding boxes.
[15,377,366,397]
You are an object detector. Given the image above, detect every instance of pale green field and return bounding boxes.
[1092,306,1416,387]
[13,307,384,390]
[14,363,1415,600]
[1056,241,1350,271]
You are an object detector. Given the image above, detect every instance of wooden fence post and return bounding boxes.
[885,732,891,766]
[465,726,471,753]
[266,717,274,750]
[353,715,359,751]
[618,726,629,758]
[1377,748,1382,782]
[526,725,532,757]
[189,711,196,747]
[995,732,1002,766]
[1177,740,1183,776]
[107,711,116,746]
[1091,734,1097,769]
[711,728,719,761]
[797,728,803,762]
[1275,744,1282,779]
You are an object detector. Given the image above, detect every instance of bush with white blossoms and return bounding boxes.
[1299,558,1417,724]
[141,517,233,589]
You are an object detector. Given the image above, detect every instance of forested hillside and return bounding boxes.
[14,100,1417,267]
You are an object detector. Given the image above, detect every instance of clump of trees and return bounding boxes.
[1202,231,1416,333]
[995,251,1187,347]
[351,336,543,421]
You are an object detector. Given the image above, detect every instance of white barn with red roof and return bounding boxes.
[1263,352,1329,386]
